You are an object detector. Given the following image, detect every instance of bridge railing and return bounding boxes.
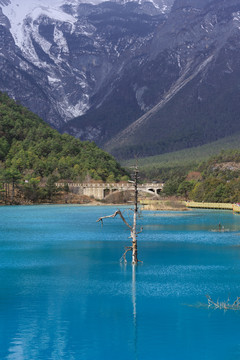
[56,182,164,188]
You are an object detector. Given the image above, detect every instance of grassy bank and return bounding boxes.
[140,199,187,211]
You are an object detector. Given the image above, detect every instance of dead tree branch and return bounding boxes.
[97,210,132,229]
[120,246,133,263]
[137,226,143,235]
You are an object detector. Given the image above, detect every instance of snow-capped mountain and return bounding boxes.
[1,0,240,159]
[2,0,77,50]
[0,0,171,127]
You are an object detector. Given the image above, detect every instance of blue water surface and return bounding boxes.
[1,205,240,360]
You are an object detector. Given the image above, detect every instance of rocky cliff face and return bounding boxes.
[1,0,240,158]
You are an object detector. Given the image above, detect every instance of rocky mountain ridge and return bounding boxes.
[0,0,172,130]
[1,0,240,159]
[68,0,240,158]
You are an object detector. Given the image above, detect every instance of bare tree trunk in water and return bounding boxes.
[131,167,138,264]
[97,167,142,264]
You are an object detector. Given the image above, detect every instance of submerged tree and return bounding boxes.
[97,167,142,264]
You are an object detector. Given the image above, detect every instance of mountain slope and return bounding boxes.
[66,0,240,158]
[123,132,240,170]
[0,0,171,129]
[1,0,240,160]
[0,92,127,183]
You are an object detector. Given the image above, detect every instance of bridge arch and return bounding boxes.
[141,188,161,197]
[104,188,118,197]
[147,188,155,193]
[103,187,161,200]
[55,182,163,200]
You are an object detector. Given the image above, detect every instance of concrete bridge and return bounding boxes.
[56,182,164,200]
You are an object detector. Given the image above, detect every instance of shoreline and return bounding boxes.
[0,199,186,210]
[2,199,238,213]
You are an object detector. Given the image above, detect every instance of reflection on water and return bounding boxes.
[144,210,240,231]
[132,264,138,360]
[1,206,240,359]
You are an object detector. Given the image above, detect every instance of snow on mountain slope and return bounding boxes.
[1,0,240,161]
[0,0,168,128]
[1,0,77,50]
[0,0,97,122]
[1,0,173,50]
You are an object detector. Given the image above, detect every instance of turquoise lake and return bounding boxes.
[1,205,240,359]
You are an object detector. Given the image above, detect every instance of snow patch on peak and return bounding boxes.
[1,0,76,49]
[53,26,70,56]
[62,0,102,6]
[29,5,76,24]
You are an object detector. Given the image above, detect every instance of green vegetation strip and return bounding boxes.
[123,133,240,169]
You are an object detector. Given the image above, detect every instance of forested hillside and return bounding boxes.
[0,93,127,203]
[159,150,240,203]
